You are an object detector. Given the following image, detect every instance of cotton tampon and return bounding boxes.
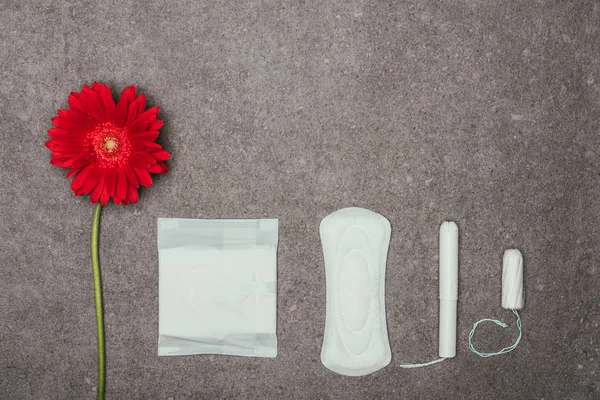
[468,249,524,357]
[502,249,524,310]
[439,221,458,358]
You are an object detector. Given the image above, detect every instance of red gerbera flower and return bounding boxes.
[46,82,170,205]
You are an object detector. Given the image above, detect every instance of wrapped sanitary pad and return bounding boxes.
[157,218,278,357]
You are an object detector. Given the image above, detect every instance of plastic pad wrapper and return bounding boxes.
[157,218,278,357]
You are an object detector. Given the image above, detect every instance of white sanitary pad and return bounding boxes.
[157,218,278,358]
[320,207,392,376]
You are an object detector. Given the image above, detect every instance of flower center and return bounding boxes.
[88,122,131,166]
[104,138,117,151]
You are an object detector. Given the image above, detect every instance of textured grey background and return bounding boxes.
[0,0,599,399]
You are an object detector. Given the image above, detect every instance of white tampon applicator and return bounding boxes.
[439,221,458,358]
[398,221,459,369]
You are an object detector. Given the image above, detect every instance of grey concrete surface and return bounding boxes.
[1,0,599,399]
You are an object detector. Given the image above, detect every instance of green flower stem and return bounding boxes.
[91,202,105,400]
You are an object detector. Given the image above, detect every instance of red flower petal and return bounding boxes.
[114,86,136,127]
[100,184,110,206]
[65,154,94,169]
[150,120,164,130]
[58,109,91,127]
[148,163,162,173]
[46,135,86,146]
[116,168,128,201]
[133,167,152,187]
[130,153,151,169]
[45,140,86,152]
[127,184,139,203]
[50,157,68,167]
[130,141,145,151]
[50,152,88,160]
[134,106,160,124]
[104,168,117,198]
[152,149,171,161]
[144,142,163,152]
[114,97,128,127]
[141,151,158,165]
[70,164,93,191]
[129,119,149,135]
[126,94,146,126]
[80,86,105,122]
[81,165,103,194]
[124,163,139,188]
[90,173,106,204]
[99,84,115,122]
[158,161,168,174]
[122,86,136,99]
[132,131,159,143]
[51,117,87,134]
[48,128,77,139]
[131,141,162,152]
[68,92,84,112]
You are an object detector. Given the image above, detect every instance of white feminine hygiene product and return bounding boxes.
[502,249,524,310]
[468,249,524,357]
[319,207,392,376]
[400,221,459,368]
[439,221,459,358]
[157,218,278,358]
